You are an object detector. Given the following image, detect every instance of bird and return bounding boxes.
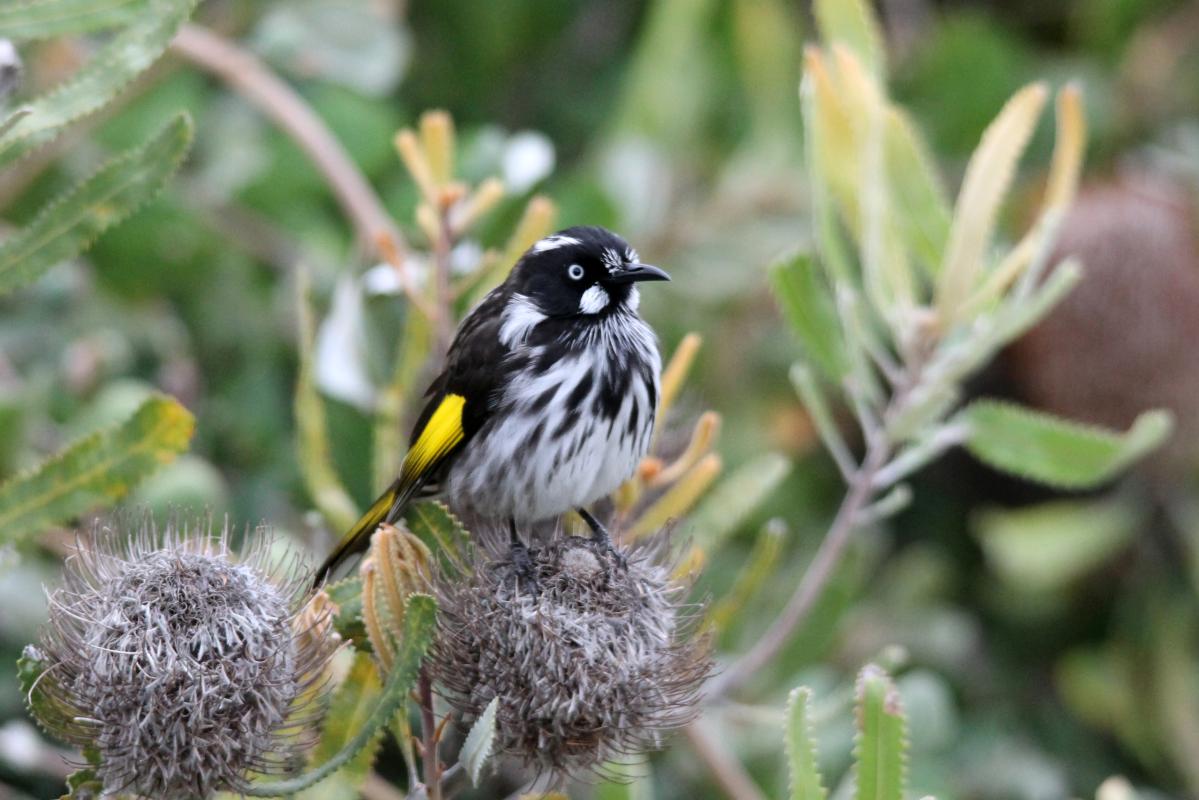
[313,225,670,587]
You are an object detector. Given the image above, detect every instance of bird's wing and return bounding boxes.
[312,289,512,587]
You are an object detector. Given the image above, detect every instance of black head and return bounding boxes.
[506,226,669,317]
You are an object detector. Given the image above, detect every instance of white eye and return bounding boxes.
[567,264,585,281]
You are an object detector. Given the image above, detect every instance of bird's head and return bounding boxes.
[507,226,669,317]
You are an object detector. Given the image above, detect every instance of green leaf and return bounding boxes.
[297,650,383,800]
[708,520,787,632]
[244,594,437,798]
[295,268,360,533]
[460,696,499,787]
[403,500,473,579]
[974,498,1141,592]
[814,0,884,78]
[0,0,150,41]
[326,575,367,644]
[0,393,193,548]
[786,687,828,800]
[690,452,791,551]
[770,251,847,381]
[18,645,70,736]
[854,664,907,800]
[0,113,192,296]
[958,400,1173,489]
[0,0,194,161]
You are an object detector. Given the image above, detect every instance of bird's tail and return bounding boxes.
[311,477,412,589]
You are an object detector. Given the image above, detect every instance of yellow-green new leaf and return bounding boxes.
[0,113,192,296]
[0,393,193,548]
[814,0,884,78]
[854,665,907,800]
[935,83,1047,326]
[0,0,194,161]
[786,687,828,800]
[0,0,150,40]
[958,400,1173,490]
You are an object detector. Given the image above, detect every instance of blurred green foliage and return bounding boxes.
[2,0,1199,798]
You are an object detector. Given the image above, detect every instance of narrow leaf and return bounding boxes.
[0,0,149,41]
[708,520,787,632]
[297,650,383,800]
[813,0,884,78]
[0,0,194,160]
[958,400,1172,489]
[854,664,907,800]
[0,113,192,296]
[460,696,499,787]
[936,83,1048,325]
[770,251,847,380]
[885,107,950,273]
[0,393,193,548]
[690,452,791,551]
[786,687,828,800]
[295,267,361,533]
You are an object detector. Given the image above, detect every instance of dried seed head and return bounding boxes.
[431,532,711,779]
[28,515,338,799]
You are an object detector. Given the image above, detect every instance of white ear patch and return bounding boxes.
[531,234,581,254]
[579,284,610,314]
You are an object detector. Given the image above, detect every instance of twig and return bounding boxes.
[418,667,443,800]
[684,722,768,800]
[170,23,403,258]
[709,437,889,698]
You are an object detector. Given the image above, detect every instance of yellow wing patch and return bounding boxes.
[402,393,466,483]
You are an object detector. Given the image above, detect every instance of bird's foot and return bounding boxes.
[509,538,539,593]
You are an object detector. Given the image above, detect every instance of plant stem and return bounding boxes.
[419,668,443,800]
[709,437,889,698]
[170,23,403,258]
[684,722,767,800]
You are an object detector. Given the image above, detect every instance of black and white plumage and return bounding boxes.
[313,226,669,585]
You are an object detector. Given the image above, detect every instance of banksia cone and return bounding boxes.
[26,516,338,799]
[1004,176,1199,474]
[431,532,710,778]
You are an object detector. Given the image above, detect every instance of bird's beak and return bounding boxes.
[609,263,671,284]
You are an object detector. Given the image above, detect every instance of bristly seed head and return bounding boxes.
[28,514,338,799]
[431,532,711,779]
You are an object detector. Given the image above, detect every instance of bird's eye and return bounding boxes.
[567,264,585,281]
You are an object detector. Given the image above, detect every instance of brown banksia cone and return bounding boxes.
[26,515,339,799]
[1004,175,1199,477]
[430,530,710,780]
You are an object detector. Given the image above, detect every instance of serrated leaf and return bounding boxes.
[0,0,194,161]
[0,113,192,296]
[770,251,847,381]
[61,765,104,800]
[244,595,436,798]
[0,393,193,548]
[974,498,1141,592]
[404,500,472,579]
[690,452,791,551]
[786,687,828,800]
[958,401,1172,489]
[0,0,150,41]
[297,650,383,800]
[814,0,884,78]
[18,645,70,735]
[854,665,907,800]
[295,267,360,533]
[326,575,367,644]
[460,696,499,787]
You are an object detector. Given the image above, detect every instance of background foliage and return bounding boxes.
[2,0,1199,798]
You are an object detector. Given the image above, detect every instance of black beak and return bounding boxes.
[609,263,671,284]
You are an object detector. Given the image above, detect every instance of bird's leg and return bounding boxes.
[508,518,538,590]
[577,508,626,569]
